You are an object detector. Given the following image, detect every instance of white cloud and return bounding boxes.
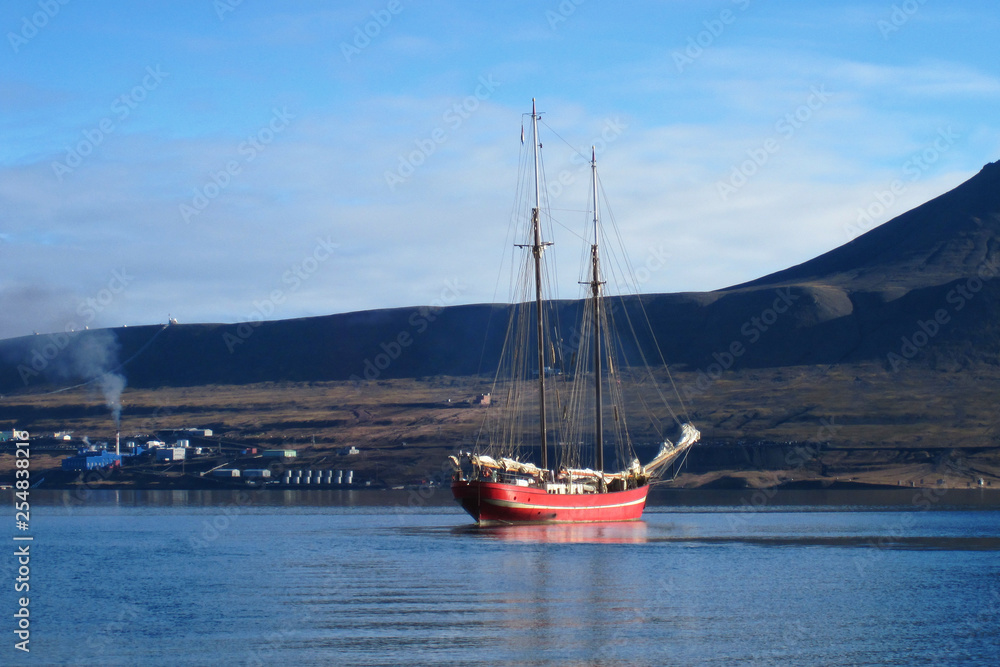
[2,3,999,340]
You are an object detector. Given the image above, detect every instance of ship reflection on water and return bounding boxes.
[454,520,650,544]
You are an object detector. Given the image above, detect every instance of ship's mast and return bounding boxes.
[589,148,605,473]
[530,99,550,471]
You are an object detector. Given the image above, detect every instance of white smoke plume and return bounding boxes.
[65,330,128,427]
[99,372,126,428]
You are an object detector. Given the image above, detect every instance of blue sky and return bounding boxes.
[2,0,999,339]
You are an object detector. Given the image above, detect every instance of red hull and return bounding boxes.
[451,480,649,524]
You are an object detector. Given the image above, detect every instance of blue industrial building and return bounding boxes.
[61,448,123,471]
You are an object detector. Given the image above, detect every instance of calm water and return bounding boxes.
[2,488,999,666]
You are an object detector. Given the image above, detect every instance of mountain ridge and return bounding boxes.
[734,159,1000,292]
[3,160,1000,391]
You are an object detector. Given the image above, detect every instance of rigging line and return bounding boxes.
[536,148,565,303]
[604,291,677,435]
[667,445,692,482]
[591,176,684,427]
[30,324,170,397]
[613,272,683,427]
[475,301,522,451]
[477,178,534,452]
[475,142,532,380]
[636,296,690,423]
[595,174,691,424]
[627,366,666,440]
[476,142,538,454]
[612,284,683,428]
[551,216,589,244]
[538,118,591,163]
[601,306,635,465]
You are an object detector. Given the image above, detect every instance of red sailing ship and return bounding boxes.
[450,99,699,525]
[452,477,651,524]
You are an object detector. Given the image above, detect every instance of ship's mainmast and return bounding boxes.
[529,99,551,471]
[589,148,605,473]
